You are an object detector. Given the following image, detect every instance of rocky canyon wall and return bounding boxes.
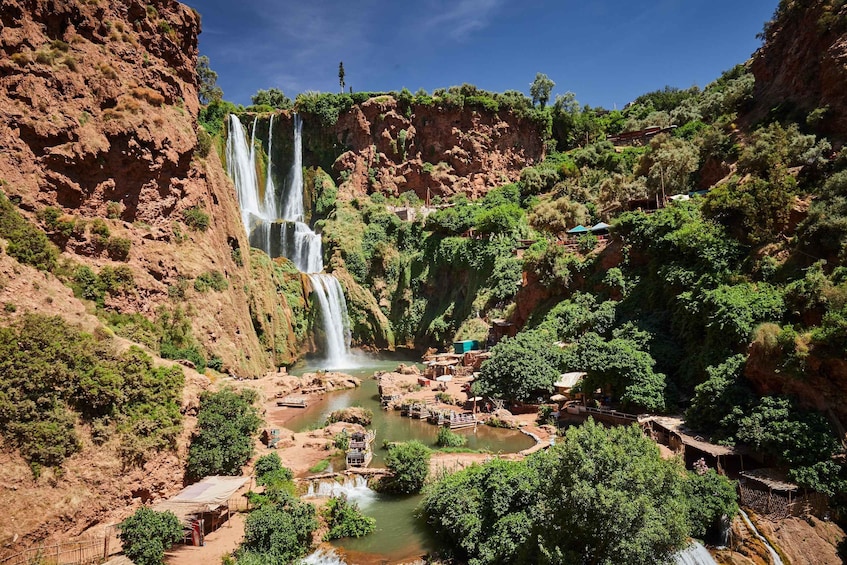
[0,0,305,378]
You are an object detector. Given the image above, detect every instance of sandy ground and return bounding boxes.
[165,513,246,565]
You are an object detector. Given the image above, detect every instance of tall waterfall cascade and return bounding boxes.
[226,113,352,367]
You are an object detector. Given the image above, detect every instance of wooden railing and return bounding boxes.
[0,534,114,565]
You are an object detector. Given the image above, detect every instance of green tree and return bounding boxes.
[530,72,555,108]
[703,173,797,245]
[636,134,699,202]
[251,88,292,109]
[476,330,563,403]
[186,389,261,481]
[537,420,690,565]
[421,419,694,565]
[338,61,346,93]
[567,332,667,412]
[685,466,738,538]
[119,508,183,565]
[421,457,542,564]
[383,441,431,494]
[196,55,222,104]
[239,493,318,563]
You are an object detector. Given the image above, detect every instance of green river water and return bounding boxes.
[288,355,535,564]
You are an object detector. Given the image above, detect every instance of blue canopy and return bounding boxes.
[566,225,589,234]
[590,222,611,232]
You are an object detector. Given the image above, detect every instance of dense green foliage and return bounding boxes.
[422,420,736,565]
[383,440,431,494]
[237,493,318,564]
[294,85,549,130]
[475,330,563,402]
[0,315,183,472]
[321,495,376,540]
[186,388,261,481]
[119,508,183,565]
[251,88,292,109]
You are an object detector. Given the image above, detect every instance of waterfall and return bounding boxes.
[299,548,347,565]
[281,221,324,274]
[304,476,376,508]
[674,542,718,565]
[282,113,305,222]
[308,274,352,367]
[263,114,278,217]
[739,510,784,565]
[225,115,263,236]
[226,112,353,367]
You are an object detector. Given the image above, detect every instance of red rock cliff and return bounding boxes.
[750,0,847,138]
[298,96,546,200]
[0,0,304,378]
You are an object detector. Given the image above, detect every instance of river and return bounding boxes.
[288,354,534,563]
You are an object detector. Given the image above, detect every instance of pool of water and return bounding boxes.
[289,353,535,563]
[285,357,534,466]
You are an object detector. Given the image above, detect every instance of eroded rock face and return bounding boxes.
[296,96,546,200]
[750,1,847,138]
[0,0,306,377]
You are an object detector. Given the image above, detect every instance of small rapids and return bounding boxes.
[304,476,377,509]
[299,548,347,565]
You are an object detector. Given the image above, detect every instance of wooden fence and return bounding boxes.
[0,533,113,565]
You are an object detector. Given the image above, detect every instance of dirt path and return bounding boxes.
[165,513,245,565]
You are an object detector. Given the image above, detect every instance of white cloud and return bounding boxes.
[424,0,504,41]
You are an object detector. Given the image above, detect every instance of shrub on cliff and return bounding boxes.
[0,315,184,472]
[182,206,210,231]
[198,98,239,135]
[119,507,183,565]
[0,191,58,271]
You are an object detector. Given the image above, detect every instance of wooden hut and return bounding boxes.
[641,416,748,474]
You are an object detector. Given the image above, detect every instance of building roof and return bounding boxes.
[554,372,586,389]
[152,476,249,524]
[428,359,459,367]
[641,416,746,457]
[740,469,799,492]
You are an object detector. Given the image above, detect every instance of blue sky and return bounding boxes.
[187,0,778,109]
